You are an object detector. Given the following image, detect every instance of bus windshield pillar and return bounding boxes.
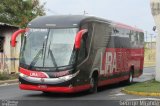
[75,29,87,49]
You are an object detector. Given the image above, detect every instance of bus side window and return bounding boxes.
[139,32,144,46]
[130,31,138,47]
[77,33,88,64]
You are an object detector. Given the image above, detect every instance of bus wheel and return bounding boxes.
[89,74,98,93]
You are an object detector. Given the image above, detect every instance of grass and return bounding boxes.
[124,80,160,93]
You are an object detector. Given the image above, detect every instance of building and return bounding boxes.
[150,0,160,81]
[0,22,21,74]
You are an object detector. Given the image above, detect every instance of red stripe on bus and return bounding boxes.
[19,84,91,93]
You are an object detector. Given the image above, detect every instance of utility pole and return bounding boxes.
[145,31,148,42]
[150,34,153,49]
[83,10,88,15]
[150,0,160,82]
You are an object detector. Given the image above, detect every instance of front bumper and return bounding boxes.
[19,70,80,85]
[19,84,91,93]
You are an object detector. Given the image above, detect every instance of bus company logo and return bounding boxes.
[100,51,129,76]
[30,72,38,77]
[100,52,117,75]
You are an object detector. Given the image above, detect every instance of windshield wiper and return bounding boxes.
[28,48,58,70]
[48,49,58,69]
[47,42,58,70]
[28,40,46,69]
[28,49,43,69]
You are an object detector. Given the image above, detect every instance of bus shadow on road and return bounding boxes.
[98,82,137,92]
[25,90,91,98]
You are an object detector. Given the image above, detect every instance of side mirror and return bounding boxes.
[11,29,27,47]
[74,29,88,49]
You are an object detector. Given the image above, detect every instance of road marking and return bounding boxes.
[0,83,18,87]
[115,93,126,96]
[142,73,155,76]
[109,92,126,97]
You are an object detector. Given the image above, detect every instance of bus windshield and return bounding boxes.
[20,28,78,71]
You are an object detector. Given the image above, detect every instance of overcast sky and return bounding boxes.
[41,0,155,36]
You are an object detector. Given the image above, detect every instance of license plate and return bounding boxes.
[38,85,47,89]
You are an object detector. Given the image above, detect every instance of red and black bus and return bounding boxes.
[11,15,144,93]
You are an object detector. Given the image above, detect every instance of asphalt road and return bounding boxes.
[0,67,159,106]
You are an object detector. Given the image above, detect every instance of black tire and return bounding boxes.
[89,75,98,93]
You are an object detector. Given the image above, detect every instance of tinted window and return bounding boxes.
[77,23,89,64]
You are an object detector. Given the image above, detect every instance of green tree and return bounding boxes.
[0,0,46,28]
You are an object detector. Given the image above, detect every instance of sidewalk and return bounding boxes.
[0,79,18,85]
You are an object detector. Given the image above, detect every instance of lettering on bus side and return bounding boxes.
[100,49,129,76]
[100,51,117,76]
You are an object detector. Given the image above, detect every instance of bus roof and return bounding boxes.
[28,15,110,28]
[115,22,143,32]
[28,15,143,32]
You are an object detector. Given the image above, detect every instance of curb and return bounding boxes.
[122,88,160,97]
[143,66,155,68]
[0,79,18,85]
